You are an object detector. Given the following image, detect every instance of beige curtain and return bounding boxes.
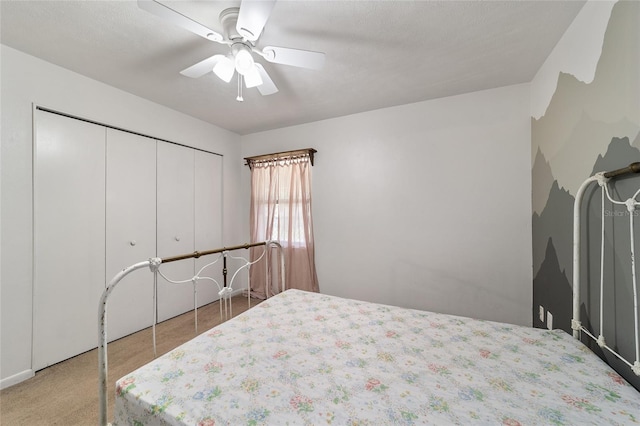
[249,154,319,298]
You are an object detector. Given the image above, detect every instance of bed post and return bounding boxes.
[98,260,154,426]
[572,175,600,339]
[269,240,286,294]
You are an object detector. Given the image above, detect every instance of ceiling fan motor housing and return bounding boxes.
[219,8,244,42]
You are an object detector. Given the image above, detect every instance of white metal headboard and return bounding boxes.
[572,162,640,377]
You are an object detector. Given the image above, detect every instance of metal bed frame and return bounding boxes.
[572,162,640,377]
[97,240,284,426]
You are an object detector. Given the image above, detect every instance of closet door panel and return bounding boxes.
[157,142,195,322]
[194,152,224,306]
[33,111,106,370]
[106,129,156,341]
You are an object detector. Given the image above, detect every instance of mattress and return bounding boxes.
[114,289,640,425]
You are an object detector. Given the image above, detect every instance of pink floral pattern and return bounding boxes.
[289,394,314,413]
[114,290,640,425]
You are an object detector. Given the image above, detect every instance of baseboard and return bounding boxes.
[229,287,244,298]
[0,369,35,390]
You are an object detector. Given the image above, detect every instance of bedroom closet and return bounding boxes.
[33,109,222,370]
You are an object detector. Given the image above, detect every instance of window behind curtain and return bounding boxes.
[248,154,319,298]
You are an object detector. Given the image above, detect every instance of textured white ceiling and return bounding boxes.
[1,0,585,135]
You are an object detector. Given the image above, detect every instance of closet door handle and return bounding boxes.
[174,236,181,242]
[130,240,137,246]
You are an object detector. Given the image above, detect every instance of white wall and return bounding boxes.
[0,45,242,388]
[241,84,532,327]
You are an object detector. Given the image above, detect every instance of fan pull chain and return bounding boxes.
[237,74,244,102]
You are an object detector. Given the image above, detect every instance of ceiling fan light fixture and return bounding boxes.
[213,56,235,83]
[234,47,254,75]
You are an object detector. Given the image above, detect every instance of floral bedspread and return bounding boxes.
[114,289,640,425]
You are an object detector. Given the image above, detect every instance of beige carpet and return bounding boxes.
[0,295,259,425]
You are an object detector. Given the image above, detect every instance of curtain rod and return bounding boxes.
[603,162,640,179]
[244,148,317,168]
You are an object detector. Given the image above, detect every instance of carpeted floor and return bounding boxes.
[0,295,260,425]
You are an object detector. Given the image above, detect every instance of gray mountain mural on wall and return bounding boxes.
[533,0,639,203]
[532,1,639,391]
[531,148,554,218]
[532,173,573,281]
[532,238,571,331]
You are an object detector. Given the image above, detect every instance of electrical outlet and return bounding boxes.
[547,311,553,330]
[539,305,545,322]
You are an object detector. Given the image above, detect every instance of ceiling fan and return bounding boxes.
[137,0,326,100]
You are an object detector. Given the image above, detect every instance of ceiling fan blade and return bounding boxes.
[244,66,263,88]
[180,55,226,78]
[137,0,223,42]
[261,46,325,70]
[236,0,276,42]
[254,64,278,96]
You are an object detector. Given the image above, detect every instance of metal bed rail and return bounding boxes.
[98,241,284,426]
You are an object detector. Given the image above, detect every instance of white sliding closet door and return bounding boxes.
[194,151,223,305]
[157,142,195,322]
[33,110,106,370]
[106,129,156,341]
